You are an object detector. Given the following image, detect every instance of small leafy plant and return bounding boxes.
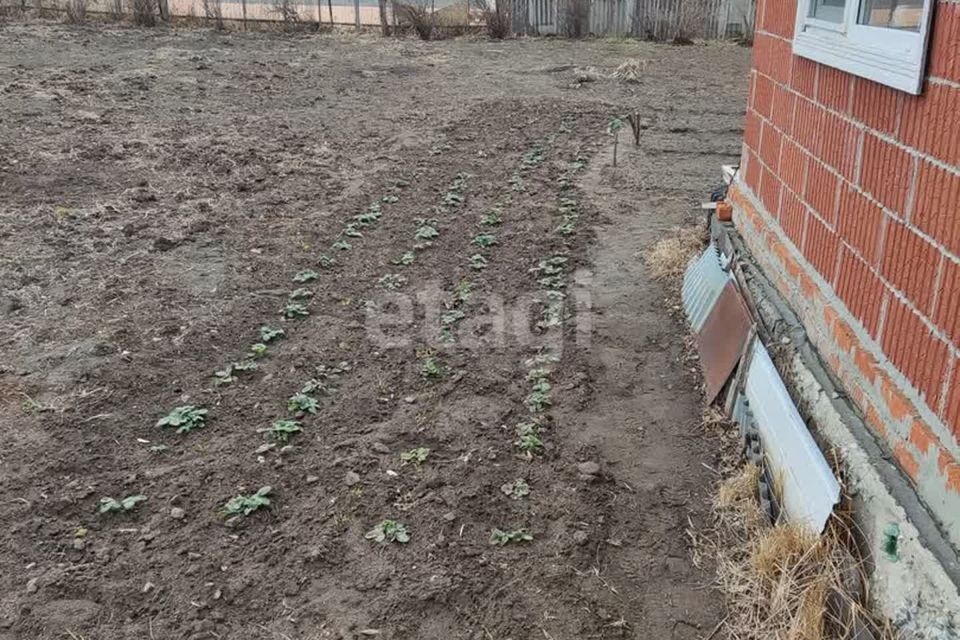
[480,211,502,226]
[292,269,319,283]
[393,251,416,266]
[473,233,497,248]
[490,528,533,546]
[214,365,237,386]
[342,224,363,238]
[157,406,208,434]
[382,194,399,204]
[260,326,285,342]
[453,278,472,303]
[515,421,544,457]
[469,254,488,271]
[400,447,430,465]
[287,392,319,415]
[509,174,525,192]
[289,288,313,300]
[249,343,268,358]
[221,486,272,517]
[99,495,146,514]
[282,302,310,319]
[263,419,302,442]
[526,377,552,412]
[317,254,336,268]
[420,356,444,379]
[332,239,351,251]
[378,273,408,290]
[414,218,439,241]
[521,146,544,169]
[500,478,530,500]
[365,519,410,544]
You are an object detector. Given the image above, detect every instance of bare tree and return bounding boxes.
[378,0,390,35]
[202,0,223,29]
[109,0,123,20]
[396,0,434,39]
[474,0,510,38]
[272,0,302,29]
[64,0,87,23]
[133,0,157,25]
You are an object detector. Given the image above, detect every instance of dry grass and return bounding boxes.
[709,465,898,640]
[612,59,648,84]
[645,225,708,280]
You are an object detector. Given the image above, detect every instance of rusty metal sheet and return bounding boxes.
[696,281,753,403]
[682,242,731,333]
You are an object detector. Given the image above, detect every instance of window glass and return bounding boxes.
[858,0,923,30]
[810,0,846,22]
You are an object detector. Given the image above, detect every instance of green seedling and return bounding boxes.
[214,365,237,386]
[450,172,469,192]
[157,406,208,434]
[556,220,577,236]
[292,269,319,283]
[317,254,336,268]
[232,360,258,373]
[332,239,351,251]
[249,343,268,358]
[515,421,544,457]
[99,495,146,514]
[420,357,444,379]
[480,211,502,226]
[378,273,408,290]
[443,192,464,206]
[569,158,586,171]
[414,218,439,241]
[289,288,313,300]
[526,378,552,412]
[490,528,533,546]
[394,178,410,188]
[260,326,285,342]
[282,302,310,319]
[521,147,545,168]
[453,278,472,303]
[392,251,416,266]
[220,486,272,517]
[536,255,568,276]
[500,478,530,500]
[509,174,525,192]
[343,224,363,238]
[365,519,410,544]
[473,233,497,248]
[148,444,169,453]
[469,254,488,271]
[441,309,465,327]
[382,194,399,203]
[538,274,565,289]
[287,392,319,415]
[263,419,302,442]
[400,447,430,465]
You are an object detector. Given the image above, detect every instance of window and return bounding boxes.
[793,0,935,94]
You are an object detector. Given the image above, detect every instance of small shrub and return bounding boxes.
[397,0,434,41]
[64,0,88,24]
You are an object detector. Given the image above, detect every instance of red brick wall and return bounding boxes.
[733,0,960,545]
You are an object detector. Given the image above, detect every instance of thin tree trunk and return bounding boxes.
[327,0,333,24]
[354,0,360,27]
[242,0,247,29]
[378,0,389,34]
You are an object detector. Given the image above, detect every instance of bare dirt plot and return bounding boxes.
[0,23,750,640]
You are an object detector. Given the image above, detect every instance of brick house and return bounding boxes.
[728,0,960,551]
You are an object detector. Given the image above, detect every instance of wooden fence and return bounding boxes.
[514,0,754,39]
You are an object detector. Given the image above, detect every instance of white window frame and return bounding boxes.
[793,0,936,95]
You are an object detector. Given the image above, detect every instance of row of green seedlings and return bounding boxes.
[379,172,470,291]
[434,143,549,344]
[113,195,401,518]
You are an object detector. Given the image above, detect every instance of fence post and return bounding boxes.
[354,0,360,26]
[242,0,247,29]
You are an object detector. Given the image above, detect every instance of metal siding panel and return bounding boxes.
[744,341,841,532]
[682,242,732,332]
